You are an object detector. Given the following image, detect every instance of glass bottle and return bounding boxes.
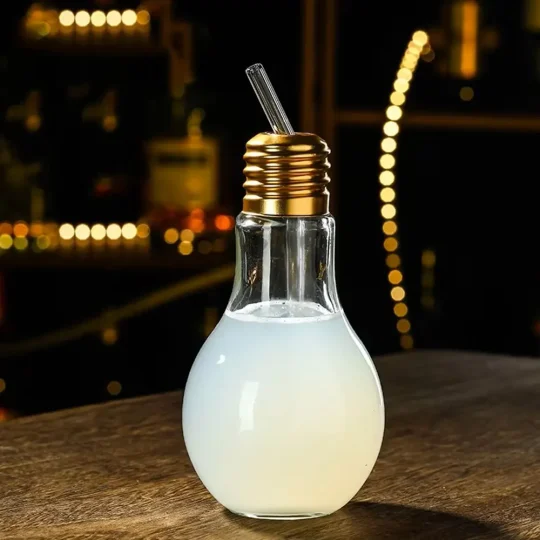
[183,132,384,519]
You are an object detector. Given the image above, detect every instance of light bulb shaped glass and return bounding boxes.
[183,213,384,519]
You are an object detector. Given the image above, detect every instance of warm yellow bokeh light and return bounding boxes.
[388,269,403,284]
[30,222,43,237]
[397,68,412,82]
[402,55,417,70]
[422,249,436,267]
[386,254,401,268]
[0,378,5,393]
[460,86,474,101]
[402,60,415,70]
[383,121,399,136]
[106,10,122,26]
[107,380,122,395]
[188,218,205,234]
[75,11,90,27]
[164,228,179,244]
[401,60,416,71]
[394,79,409,93]
[404,51,418,63]
[59,223,75,240]
[397,319,412,334]
[422,49,435,63]
[0,234,13,249]
[14,237,28,250]
[380,187,396,203]
[381,204,396,219]
[91,224,106,241]
[0,223,12,235]
[91,11,106,27]
[36,22,51,37]
[394,302,408,317]
[384,237,398,252]
[386,105,403,121]
[13,222,29,238]
[380,29,425,344]
[106,223,122,240]
[24,113,42,132]
[180,229,195,242]
[391,286,406,301]
[178,241,193,255]
[137,10,151,25]
[122,9,137,26]
[136,223,150,239]
[379,154,396,170]
[379,170,395,186]
[102,328,118,345]
[215,214,235,231]
[75,224,90,241]
[121,223,137,240]
[59,10,75,26]
[382,220,397,235]
[390,91,406,106]
[407,42,422,56]
[412,30,429,47]
[400,334,414,349]
[25,115,41,132]
[36,235,51,250]
[102,115,118,132]
[381,137,397,153]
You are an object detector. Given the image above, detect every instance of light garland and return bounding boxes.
[379,30,430,351]
[0,221,149,252]
[0,215,234,256]
[163,213,234,255]
[22,6,151,40]
[59,8,150,29]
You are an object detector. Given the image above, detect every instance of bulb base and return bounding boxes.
[242,132,331,216]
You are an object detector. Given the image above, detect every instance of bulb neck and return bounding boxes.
[242,132,331,217]
[227,213,341,317]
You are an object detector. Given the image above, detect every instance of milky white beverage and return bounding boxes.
[183,301,385,518]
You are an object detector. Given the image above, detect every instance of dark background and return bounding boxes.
[1,0,539,419]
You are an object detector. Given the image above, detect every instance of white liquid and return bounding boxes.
[182,302,384,518]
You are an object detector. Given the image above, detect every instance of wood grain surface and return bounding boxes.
[0,350,539,539]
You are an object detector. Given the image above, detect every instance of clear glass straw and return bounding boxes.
[245,63,295,135]
[245,63,306,307]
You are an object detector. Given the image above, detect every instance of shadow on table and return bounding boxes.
[225,501,511,539]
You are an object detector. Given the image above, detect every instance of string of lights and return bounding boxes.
[0,213,235,255]
[22,6,151,40]
[58,9,150,29]
[379,30,430,351]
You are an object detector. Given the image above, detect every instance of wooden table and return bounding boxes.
[1,351,539,539]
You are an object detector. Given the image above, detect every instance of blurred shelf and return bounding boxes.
[337,110,540,132]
